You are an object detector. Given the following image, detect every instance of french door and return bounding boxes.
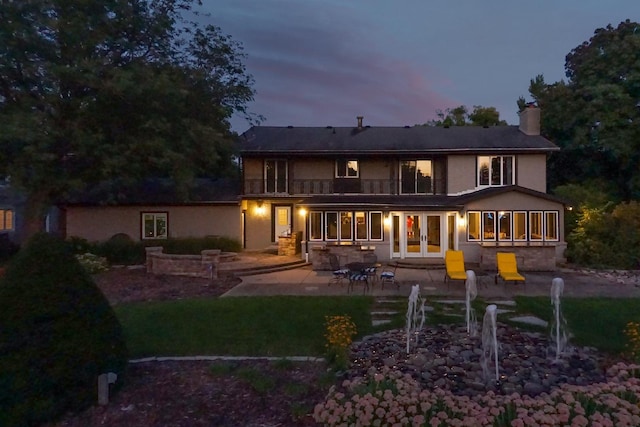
[403,213,443,258]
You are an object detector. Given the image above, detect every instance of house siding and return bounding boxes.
[458,191,566,265]
[65,205,241,242]
[517,154,547,192]
[447,155,476,193]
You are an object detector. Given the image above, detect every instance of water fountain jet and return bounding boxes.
[406,284,426,354]
[481,304,500,383]
[550,277,569,360]
[465,270,478,336]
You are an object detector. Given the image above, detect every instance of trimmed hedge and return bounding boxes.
[0,233,128,426]
[67,235,242,265]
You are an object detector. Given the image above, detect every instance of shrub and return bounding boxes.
[566,201,640,269]
[0,233,128,427]
[75,252,110,274]
[0,234,19,263]
[95,234,146,265]
[159,236,242,254]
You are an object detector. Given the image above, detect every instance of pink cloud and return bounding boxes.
[208,1,460,130]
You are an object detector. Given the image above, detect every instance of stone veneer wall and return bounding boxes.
[145,247,221,278]
[310,245,376,270]
[479,245,557,272]
[278,232,302,256]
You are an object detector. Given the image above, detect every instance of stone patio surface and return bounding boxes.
[222,259,640,299]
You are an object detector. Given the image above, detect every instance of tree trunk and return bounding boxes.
[22,191,50,242]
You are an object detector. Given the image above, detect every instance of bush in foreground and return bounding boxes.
[0,233,128,427]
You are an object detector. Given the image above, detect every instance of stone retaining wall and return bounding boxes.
[145,247,220,278]
[479,245,557,272]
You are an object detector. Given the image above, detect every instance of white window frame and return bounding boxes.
[513,211,527,241]
[477,155,515,187]
[325,212,338,241]
[467,211,481,241]
[369,212,384,241]
[265,159,288,193]
[399,159,433,194]
[498,211,512,241]
[340,211,353,240]
[544,211,559,241]
[482,211,496,241]
[309,211,323,241]
[335,160,359,178]
[529,211,543,241]
[142,212,168,239]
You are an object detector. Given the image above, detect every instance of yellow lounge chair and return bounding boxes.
[495,252,526,285]
[444,250,467,284]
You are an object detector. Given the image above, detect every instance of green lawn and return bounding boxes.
[514,296,640,354]
[115,296,373,358]
[115,295,640,359]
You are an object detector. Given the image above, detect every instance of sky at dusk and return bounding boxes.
[203,1,640,133]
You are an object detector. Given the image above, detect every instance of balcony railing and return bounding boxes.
[243,179,446,196]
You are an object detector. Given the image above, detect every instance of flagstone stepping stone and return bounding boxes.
[509,316,548,327]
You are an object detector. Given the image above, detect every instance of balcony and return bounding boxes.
[243,178,446,196]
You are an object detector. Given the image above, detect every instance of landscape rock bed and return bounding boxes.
[348,323,606,397]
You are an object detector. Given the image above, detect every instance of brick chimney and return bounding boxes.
[518,104,540,135]
[357,116,363,129]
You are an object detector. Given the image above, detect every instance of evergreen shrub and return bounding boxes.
[0,233,128,427]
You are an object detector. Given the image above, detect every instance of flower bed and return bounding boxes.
[314,363,640,426]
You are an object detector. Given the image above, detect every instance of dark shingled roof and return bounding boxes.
[295,186,566,210]
[240,125,559,156]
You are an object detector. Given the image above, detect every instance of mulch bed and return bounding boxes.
[47,268,329,427]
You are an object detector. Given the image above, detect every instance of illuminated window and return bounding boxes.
[336,160,359,178]
[498,211,512,240]
[142,212,167,239]
[529,212,543,241]
[311,210,383,241]
[514,211,527,241]
[545,211,559,241]
[482,211,496,240]
[467,211,480,241]
[0,209,14,231]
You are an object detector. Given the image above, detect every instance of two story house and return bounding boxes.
[240,106,566,270]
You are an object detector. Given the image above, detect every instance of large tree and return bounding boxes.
[0,0,257,236]
[521,20,640,201]
[425,105,507,127]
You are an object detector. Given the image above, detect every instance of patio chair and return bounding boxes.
[444,250,467,285]
[495,252,526,285]
[363,252,379,285]
[380,263,399,291]
[348,270,369,294]
[328,254,349,286]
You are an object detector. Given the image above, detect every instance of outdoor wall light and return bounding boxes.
[383,215,391,227]
[457,213,467,227]
[255,200,266,216]
[298,208,307,217]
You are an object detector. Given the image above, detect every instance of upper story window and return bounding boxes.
[265,159,287,193]
[478,156,514,187]
[142,212,167,239]
[400,160,432,194]
[336,160,359,178]
[0,209,14,231]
